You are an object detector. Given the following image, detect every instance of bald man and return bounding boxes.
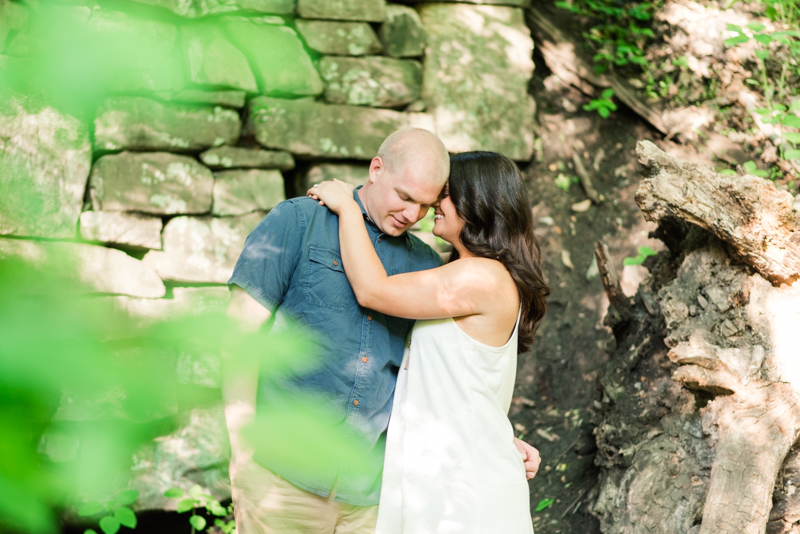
[222,129,538,533]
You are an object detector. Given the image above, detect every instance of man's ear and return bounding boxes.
[368,156,383,184]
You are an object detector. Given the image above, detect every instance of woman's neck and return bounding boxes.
[453,241,473,259]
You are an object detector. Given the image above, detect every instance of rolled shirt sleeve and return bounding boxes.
[228,201,306,313]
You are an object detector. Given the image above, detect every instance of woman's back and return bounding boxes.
[376,311,534,534]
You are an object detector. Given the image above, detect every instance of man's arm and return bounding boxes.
[514,437,541,480]
[221,286,272,477]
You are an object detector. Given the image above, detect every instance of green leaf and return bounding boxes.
[791,101,800,111]
[208,502,228,517]
[638,246,658,257]
[743,160,757,172]
[606,101,618,111]
[754,34,773,45]
[756,49,770,60]
[746,78,760,85]
[598,106,611,118]
[115,491,138,506]
[785,149,800,160]
[725,35,750,47]
[99,516,121,534]
[177,499,198,514]
[623,256,643,266]
[164,488,184,499]
[535,498,555,512]
[747,22,766,32]
[189,515,207,531]
[726,23,743,33]
[762,116,780,124]
[85,530,99,534]
[785,133,800,143]
[554,174,572,192]
[755,107,773,115]
[114,507,137,529]
[774,104,788,111]
[773,33,791,44]
[555,1,579,12]
[720,169,738,176]
[188,485,206,499]
[79,502,105,517]
[601,88,615,99]
[782,115,800,128]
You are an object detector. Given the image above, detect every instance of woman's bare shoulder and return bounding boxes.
[448,257,517,293]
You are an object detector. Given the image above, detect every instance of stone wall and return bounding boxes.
[0,0,535,510]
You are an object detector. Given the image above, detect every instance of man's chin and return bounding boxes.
[380,219,410,236]
[383,227,407,237]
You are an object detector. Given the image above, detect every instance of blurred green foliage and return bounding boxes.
[79,489,139,534]
[164,485,231,534]
[0,245,372,533]
[1,1,177,114]
[623,246,657,266]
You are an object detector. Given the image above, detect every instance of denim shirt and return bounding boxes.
[228,187,443,506]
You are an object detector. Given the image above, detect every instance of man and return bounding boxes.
[222,128,540,534]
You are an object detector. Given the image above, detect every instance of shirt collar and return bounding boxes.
[353,186,410,241]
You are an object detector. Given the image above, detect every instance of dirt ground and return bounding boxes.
[511,53,669,534]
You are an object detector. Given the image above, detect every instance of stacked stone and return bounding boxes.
[0,0,537,511]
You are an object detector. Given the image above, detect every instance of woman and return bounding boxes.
[308,151,549,533]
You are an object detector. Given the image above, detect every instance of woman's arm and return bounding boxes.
[308,181,497,320]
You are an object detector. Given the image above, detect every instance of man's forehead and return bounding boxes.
[394,175,443,202]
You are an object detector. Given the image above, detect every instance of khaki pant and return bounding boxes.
[231,459,379,534]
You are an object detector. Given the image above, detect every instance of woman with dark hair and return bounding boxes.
[307,151,549,534]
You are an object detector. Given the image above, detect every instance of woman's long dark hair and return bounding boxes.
[447,151,550,353]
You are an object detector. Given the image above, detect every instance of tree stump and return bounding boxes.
[591,142,800,534]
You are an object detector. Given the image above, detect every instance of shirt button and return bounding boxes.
[353,400,359,406]
[333,260,338,266]
[367,315,372,321]
[362,357,368,363]
[378,238,381,243]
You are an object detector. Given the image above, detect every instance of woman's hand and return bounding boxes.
[307,179,358,215]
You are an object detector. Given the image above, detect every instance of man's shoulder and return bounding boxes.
[404,233,445,269]
[265,196,334,224]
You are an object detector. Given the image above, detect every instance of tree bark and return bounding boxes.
[670,338,800,534]
[635,140,800,285]
[592,140,800,534]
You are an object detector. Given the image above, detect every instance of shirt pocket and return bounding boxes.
[304,245,355,311]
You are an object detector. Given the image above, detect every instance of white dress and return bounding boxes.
[375,311,534,534]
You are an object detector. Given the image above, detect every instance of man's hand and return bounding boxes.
[514,437,541,480]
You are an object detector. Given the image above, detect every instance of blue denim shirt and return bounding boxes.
[228,187,442,506]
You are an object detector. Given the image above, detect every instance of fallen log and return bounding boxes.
[635,140,800,285]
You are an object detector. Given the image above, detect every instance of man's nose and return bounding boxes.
[402,204,423,223]
[412,205,430,222]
